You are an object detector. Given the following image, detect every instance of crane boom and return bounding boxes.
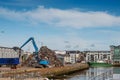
[20,37,49,67]
[20,37,39,53]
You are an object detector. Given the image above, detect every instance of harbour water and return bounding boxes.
[52,67,120,80]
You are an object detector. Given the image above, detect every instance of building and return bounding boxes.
[64,52,71,64]
[54,50,66,55]
[54,50,66,64]
[85,51,112,63]
[64,51,81,64]
[110,45,120,64]
[56,54,65,65]
[55,50,86,64]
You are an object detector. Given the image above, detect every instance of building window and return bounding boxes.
[103,54,107,59]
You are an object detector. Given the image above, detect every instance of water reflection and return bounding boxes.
[113,67,120,79]
[53,67,120,80]
[87,67,113,80]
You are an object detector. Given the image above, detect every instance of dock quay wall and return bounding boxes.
[40,63,89,78]
[1,63,89,79]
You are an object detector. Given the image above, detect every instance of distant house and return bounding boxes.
[55,50,85,64]
[64,51,81,64]
[64,52,71,64]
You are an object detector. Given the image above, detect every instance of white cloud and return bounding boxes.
[0,6,120,28]
[37,35,110,51]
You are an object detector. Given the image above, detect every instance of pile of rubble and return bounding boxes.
[22,46,63,67]
[38,46,63,67]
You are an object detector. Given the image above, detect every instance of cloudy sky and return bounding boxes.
[0,0,120,51]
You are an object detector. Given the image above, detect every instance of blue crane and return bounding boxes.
[20,37,39,53]
[20,37,49,67]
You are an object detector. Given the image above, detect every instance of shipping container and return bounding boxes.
[0,47,19,65]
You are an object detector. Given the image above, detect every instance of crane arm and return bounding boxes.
[20,37,39,53]
[20,37,49,66]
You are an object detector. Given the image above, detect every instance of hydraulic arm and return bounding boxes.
[20,37,39,54]
[20,37,49,67]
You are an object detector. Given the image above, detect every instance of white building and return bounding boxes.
[85,51,112,63]
[64,51,80,64]
[54,50,66,55]
[55,50,84,64]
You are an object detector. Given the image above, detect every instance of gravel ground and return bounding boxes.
[0,67,48,80]
[0,78,49,80]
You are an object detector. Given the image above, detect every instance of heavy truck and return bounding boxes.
[0,47,19,68]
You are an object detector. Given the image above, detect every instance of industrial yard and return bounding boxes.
[0,37,89,80]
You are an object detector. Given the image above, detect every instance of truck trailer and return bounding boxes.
[0,47,19,68]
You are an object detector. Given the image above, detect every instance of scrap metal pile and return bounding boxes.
[38,46,63,67]
[22,46,63,67]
